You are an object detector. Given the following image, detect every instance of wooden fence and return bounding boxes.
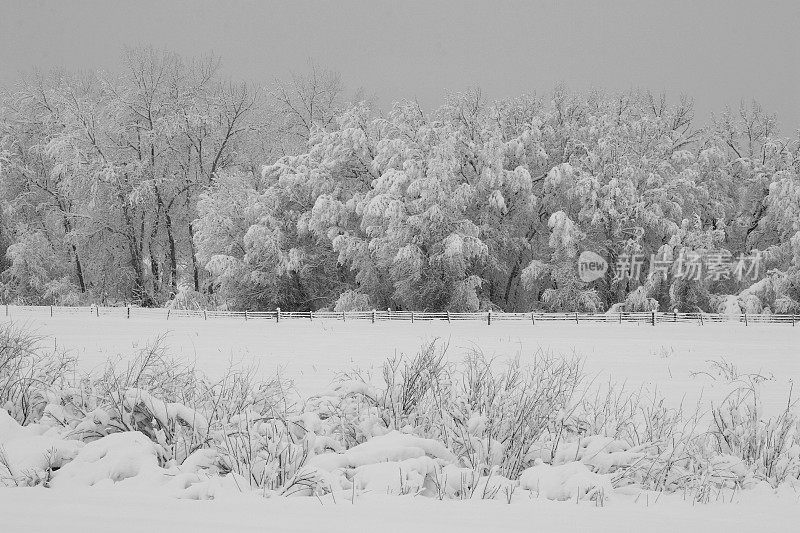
[2,305,798,326]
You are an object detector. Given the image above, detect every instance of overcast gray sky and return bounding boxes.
[2,0,798,132]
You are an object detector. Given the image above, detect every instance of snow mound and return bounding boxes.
[123,388,209,437]
[1,408,84,486]
[471,471,517,500]
[520,460,613,501]
[179,472,254,501]
[0,434,83,486]
[352,456,439,494]
[309,431,458,471]
[50,431,165,488]
[552,435,643,473]
[0,409,28,443]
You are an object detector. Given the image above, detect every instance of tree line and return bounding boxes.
[1,49,798,314]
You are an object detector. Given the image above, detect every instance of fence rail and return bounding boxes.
[1,305,798,326]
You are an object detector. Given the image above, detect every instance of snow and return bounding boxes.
[546,435,641,473]
[123,388,209,437]
[0,409,28,443]
[0,312,799,532]
[519,460,613,501]
[0,434,83,484]
[351,456,438,494]
[49,432,165,489]
[3,311,797,414]
[309,431,458,471]
[1,485,799,533]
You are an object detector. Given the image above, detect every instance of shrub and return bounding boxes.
[0,323,75,424]
[1,325,798,499]
[333,290,373,312]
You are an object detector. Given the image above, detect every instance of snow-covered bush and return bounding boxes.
[333,290,373,312]
[669,275,712,313]
[0,232,85,306]
[324,342,585,478]
[0,324,75,424]
[165,289,211,310]
[1,324,798,501]
[622,286,659,312]
[705,361,800,485]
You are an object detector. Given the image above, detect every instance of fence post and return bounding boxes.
[743,312,747,326]
[651,311,656,326]
[50,305,53,317]
[411,311,414,323]
[618,312,622,324]
[487,309,492,325]
[95,305,99,317]
[276,307,280,323]
[575,312,579,324]
[447,311,450,323]
[245,310,248,321]
[372,309,376,324]
[204,309,207,321]
[699,313,704,326]
[531,311,535,325]
[310,311,313,321]
[167,309,171,321]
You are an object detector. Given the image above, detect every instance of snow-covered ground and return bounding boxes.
[3,311,798,413]
[1,312,798,532]
[2,485,799,533]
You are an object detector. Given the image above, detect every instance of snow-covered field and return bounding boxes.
[2,484,799,533]
[4,311,798,413]
[1,313,798,532]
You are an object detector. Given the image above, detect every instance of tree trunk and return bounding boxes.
[165,210,178,296]
[72,244,86,293]
[186,190,200,293]
[149,184,166,297]
[189,224,200,292]
[150,252,160,293]
[61,214,86,293]
[121,191,151,307]
[503,260,521,309]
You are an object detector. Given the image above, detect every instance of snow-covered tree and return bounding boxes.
[3,58,798,313]
[0,49,264,305]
